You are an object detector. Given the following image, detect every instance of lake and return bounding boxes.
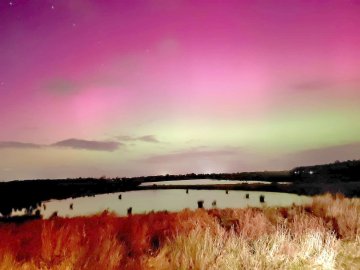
[40,189,310,218]
[139,179,276,186]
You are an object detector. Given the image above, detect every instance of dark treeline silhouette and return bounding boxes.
[133,160,360,183]
[129,171,292,183]
[291,159,360,182]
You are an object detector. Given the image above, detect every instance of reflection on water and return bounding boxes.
[41,190,311,218]
[140,179,275,186]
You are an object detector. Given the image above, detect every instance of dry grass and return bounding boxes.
[0,193,359,269]
[146,225,338,270]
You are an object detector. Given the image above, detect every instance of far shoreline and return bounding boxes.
[0,159,359,218]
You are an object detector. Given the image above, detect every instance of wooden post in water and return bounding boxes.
[69,203,73,210]
[212,200,217,207]
[226,190,229,194]
[197,200,204,209]
[127,207,132,215]
[245,193,249,199]
[118,194,122,200]
[186,189,189,194]
[260,195,265,203]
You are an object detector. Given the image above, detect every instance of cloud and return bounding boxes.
[266,142,360,170]
[138,146,269,174]
[144,147,240,163]
[0,138,122,152]
[52,139,121,152]
[289,78,360,93]
[0,141,43,149]
[116,134,160,143]
[137,135,160,143]
[142,144,360,173]
[46,78,80,94]
[291,80,333,93]
[284,142,360,166]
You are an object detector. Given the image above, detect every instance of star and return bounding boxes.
[51,5,55,10]
[9,1,13,6]
[72,23,77,27]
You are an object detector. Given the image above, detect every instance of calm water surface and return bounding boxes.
[41,189,310,218]
[140,179,276,186]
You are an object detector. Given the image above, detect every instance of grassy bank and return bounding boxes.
[0,194,359,269]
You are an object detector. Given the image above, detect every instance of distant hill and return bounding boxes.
[290,160,360,182]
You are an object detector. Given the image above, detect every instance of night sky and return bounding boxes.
[1,1,360,180]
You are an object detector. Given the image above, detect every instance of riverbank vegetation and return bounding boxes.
[0,193,359,269]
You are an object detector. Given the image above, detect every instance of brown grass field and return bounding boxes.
[0,193,359,269]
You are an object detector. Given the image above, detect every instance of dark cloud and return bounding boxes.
[116,135,160,143]
[137,135,159,143]
[290,78,360,93]
[52,138,121,152]
[291,80,334,92]
[0,139,122,152]
[0,141,42,149]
